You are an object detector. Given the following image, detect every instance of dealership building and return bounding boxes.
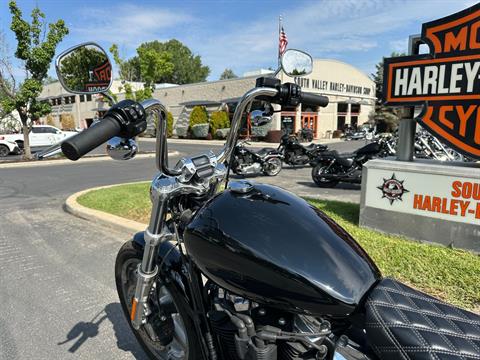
[39,59,376,139]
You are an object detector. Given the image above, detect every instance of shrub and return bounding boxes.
[189,106,208,128]
[46,114,56,127]
[191,123,209,138]
[210,111,230,137]
[60,113,75,130]
[167,112,173,138]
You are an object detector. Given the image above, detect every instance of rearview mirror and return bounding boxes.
[56,42,112,94]
[281,49,313,77]
[250,109,272,126]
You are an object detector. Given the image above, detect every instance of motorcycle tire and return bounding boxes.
[115,240,201,360]
[263,157,282,176]
[311,164,339,188]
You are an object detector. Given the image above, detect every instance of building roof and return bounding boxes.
[179,100,222,106]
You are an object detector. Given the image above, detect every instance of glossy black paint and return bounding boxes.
[184,184,381,317]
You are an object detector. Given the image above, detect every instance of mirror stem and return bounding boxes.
[101,92,116,106]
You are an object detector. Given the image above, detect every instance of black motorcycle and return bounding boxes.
[311,142,381,187]
[232,140,283,176]
[40,44,479,360]
[278,133,327,166]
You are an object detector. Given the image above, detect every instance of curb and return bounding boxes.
[64,183,148,234]
[0,151,179,169]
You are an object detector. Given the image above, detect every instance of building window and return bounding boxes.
[86,94,92,102]
[337,103,348,113]
[351,104,360,114]
[64,96,75,104]
[80,95,85,102]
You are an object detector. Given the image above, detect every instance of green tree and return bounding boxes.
[219,68,237,80]
[110,44,162,102]
[125,39,210,84]
[137,46,174,89]
[372,52,405,132]
[0,1,68,159]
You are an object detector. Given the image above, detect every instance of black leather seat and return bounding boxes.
[365,278,480,360]
[304,143,317,150]
[252,148,276,157]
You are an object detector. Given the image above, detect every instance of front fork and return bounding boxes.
[131,192,172,330]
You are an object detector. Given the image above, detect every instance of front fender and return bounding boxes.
[132,232,191,302]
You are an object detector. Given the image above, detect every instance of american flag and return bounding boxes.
[279,26,288,57]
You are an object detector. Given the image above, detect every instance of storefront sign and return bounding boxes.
[383,3,480,159]
[294,77,372,96]
[365,167,480,225]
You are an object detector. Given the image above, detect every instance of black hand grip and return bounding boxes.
[61,116,122,160]
[301,92,329,108]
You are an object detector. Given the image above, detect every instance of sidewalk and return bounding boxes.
[141,137,343,147]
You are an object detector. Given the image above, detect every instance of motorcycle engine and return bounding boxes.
[208,287,332,360]
[235,154,262,175]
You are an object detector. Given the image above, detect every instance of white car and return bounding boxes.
[1,125,78,149]
[0,138,21,157]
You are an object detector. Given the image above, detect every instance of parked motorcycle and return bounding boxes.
[311,142,381,187]
[278,133,327,166]
[232,140,283,176]
[39,43,479,360]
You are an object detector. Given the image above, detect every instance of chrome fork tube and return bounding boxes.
[131,183,173,330]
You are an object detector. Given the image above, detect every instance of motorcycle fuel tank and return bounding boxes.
[184,182,381,317]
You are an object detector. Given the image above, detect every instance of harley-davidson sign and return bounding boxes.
[383,3,480,159]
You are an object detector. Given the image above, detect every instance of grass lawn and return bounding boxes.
[78,182,480,312]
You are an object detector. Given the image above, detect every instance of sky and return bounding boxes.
[0,0,477,82]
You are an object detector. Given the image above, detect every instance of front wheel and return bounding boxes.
[0,145,9,157]
[311,164,339,187]
[263,157,282,176]
[115,241,200,359]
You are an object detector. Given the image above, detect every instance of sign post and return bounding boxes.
[360,4,480,252]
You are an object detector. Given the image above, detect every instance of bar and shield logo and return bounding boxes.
[383,3,480,159]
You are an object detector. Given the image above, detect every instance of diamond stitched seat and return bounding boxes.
[365,278,480,360]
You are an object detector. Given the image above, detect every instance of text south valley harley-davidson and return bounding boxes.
[413,180,480,218]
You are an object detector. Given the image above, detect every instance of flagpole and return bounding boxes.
[278,15,282,67]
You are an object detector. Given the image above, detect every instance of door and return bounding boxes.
[281,111,296,135]
[301,113,318,139]
[29,127,46,146]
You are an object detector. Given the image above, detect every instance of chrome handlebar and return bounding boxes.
[143,86,278,182]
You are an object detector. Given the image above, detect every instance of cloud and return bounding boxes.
[389,39,408,54]
[65,0,479,80]
[197,0,477,78]
[70,4,193,48]
[190,0,468,78]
